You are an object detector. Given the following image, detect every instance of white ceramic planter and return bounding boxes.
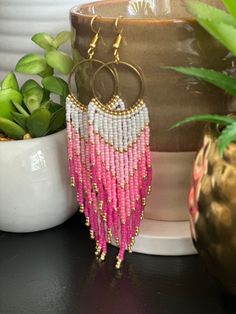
[0,0,95,79]
[0,129,77,232]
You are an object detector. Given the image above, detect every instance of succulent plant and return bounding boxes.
[0,31,74,140]
[168,0,236,156]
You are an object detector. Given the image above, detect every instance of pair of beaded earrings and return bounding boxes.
[66,16,152,269]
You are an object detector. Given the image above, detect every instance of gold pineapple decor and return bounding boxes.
[189,123,236,294]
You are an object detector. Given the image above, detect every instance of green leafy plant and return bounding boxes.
[167,0,236,156]
[0,31,73,140]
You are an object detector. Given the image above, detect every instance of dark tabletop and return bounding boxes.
[0,212,235,314]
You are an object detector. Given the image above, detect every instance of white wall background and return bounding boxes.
[0,0,95,80]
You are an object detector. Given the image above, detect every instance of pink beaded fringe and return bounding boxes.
[66,95,152,268]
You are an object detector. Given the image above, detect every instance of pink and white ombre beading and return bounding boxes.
[66,94,152,268]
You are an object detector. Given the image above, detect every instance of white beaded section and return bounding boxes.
[87,101,149,151]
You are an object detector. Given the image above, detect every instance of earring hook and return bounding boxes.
[88,15,101,59]
[114,16,124,34]
[91,15,101,34]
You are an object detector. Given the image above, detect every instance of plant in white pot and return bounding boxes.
[0,31,77,232]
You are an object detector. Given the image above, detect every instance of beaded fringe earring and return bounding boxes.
[86,17,152,268]
[66,16,115,243]
[66,16,152,269]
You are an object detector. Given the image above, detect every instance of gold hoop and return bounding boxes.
[68,59,119,110]
[91,60,145,116]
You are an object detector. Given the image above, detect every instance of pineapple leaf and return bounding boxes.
[197,19,236,57]
[219,122,236,156]
[222,0,236,18]
[165,67,236,96]
[186,0,236,27]
[186,1,236,56]
[170,114,235,130]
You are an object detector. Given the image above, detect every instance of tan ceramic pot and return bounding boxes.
[189,123,236,294]
[70,0,231,153]
[69,0,232,225]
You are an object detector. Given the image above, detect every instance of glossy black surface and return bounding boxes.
[0,212,235,314]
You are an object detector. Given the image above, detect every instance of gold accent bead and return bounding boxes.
[93,183,98,193]
[85,217,90,227]
[90,230,95,240]
[70,177,75,187]
[142,198,146,206]
[95,246,102,256]
[115,258,122,269]
[100,252,106,261]
[79,205,84,213]
[23,133,32,140]
[147,186,152,195]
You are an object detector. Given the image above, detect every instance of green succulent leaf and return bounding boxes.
[46,50,73,75]
[1,72,19,91]
[166,67,236,96]
[0,89,22,119]
[42,90,50,103]
[31,32,56,50]
[21,79,41,94]
[170,114,235,129]
[15,53,48,74]
[47,106,66,134]
[23,86,44,114]
[27,108,51,137]
[38,65,54,78]
[42,76,69,97]
[12,101,30,117]
[41,101,63,113]
[11,111,27,129]
[53,31,71,48]
[186,0,236,27]
[219,122,236,156]
[222,0,236,18]
[0,117,26,139]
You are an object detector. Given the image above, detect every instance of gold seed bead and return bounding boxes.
[100,253,106,261]
[95,246,102,256]
[70,177,75,187]
[142,198,146,206]
[93,183,98,193]
[115,258,122,269]
[90,230,95,240]
[128,245,132,253]
[79,205,84,213]
[115,238,120,246]
[85,217,90,227]
[23,133,32,140]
